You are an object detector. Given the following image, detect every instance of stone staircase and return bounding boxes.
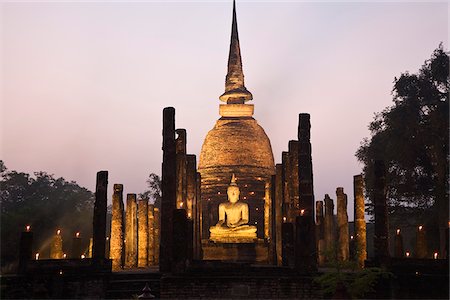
[106,269,161,299]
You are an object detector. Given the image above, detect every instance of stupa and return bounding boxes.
[198,0,275,244]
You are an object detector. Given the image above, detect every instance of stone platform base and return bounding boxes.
[202,239,269,263]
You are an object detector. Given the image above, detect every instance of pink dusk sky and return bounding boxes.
[1,1,448,220]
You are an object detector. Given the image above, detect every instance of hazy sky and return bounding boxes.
[1,1,448,220]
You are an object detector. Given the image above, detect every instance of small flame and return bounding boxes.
[35,253,39,260]
[56,229,61,235]
[180,202,184,208]
[396,229,400,235]
[300,209,305,216]
[350,235,354,240]
[63,253,67,259]
[418,225,423,231]
[76,232,80,238]
[187,212,192,218]
[249,192,255,195]
[283,217,287,223]
[433,252,438,259]
[26,225,31,232]
[106,236,109,241]
[406,251,410,257]
[59,270,63,275]
[81,254,86,259]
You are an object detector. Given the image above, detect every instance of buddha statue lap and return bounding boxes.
[209,174,257,243]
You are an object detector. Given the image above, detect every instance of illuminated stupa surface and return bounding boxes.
[199,1,275,239]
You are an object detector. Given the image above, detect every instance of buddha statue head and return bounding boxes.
[227,174,240,204]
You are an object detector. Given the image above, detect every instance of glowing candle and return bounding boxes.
[76,232,80,238]
[396,229,400,235]
[350,235,354,240]
[81,254,86,259]
[283,217,287,223]
[57,229,61,235]
[418,225,423,231]
[405,251,410,257]
[35,253,39,260]
[300,209,305,216]
[433,252,438,259]
[187,212,192,218]
[26,225,31,232]
[63,253,67,259]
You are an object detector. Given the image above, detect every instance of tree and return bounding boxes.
[0,161,95,270]
[356,45,449,254]
[139,173,162,209]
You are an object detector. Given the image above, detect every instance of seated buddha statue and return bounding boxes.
[209,174,257,243]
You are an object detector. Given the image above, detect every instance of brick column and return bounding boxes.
[336,187,349,262]
[138,199,149,267]
[110,184,124,270]
[353,175,367,268]
[125,193,138,268]
[297,113,316,271]
[93,170,108,261]
[160,106,177,272]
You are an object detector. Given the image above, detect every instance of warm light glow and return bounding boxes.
[396,229,400,235]
[249,191,255,195]
[255,207,259,211]
[244,184,248,188]
[106,237,109,241]
[255,221,258,225]
[350,235,354,240]
[63,253,67,259]
[35,253,39,260]
[283,217,287,223]
[418,225,423,231]
[406,251,410,257]
[300,209,305,216]
[81,254,86,259]
[217,192,221,195]
[26,225,31,232]
[188,212,192,218]
[257,177,262,181]
[433,252,438,259]
[76,232,80,238]
[243,196,247,200]
[179,202,184,208]
[57,229,61,235]
[59,270,63,275]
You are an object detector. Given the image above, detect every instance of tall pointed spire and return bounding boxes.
[219,0,253,104]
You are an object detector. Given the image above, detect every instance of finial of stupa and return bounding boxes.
[219,0,253,104]
[230,174,237,186]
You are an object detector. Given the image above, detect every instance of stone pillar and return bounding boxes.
[282,152,291,223]
[316,201,325,266]
[416,225,427,258]
[324,194,336,261]
[176,128,187,210]
[148,204,155,265]
[50,230,64,259]
[88,238,93,258]
[295,214,315,272]
[281,222,294,267]
[394,229,404,258]
[93,171,108,261]
[270,175,277,264]
[288,140,300,220]
[275,164,284,265]
[138,199,149,267]
[195,172,202,260]
[186,155,196,259]
[373,160,389,264]
[353,175,367,268]
[71,233,82,259]
[125,193,138,268]
[18,227,33,274]
[154,207,160,265]
[110,184,124,270]
[173,209,188,273]
[336,187,349,262]
[264,180,271,239]
[297,113,316,271]
[160,107,177,272]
